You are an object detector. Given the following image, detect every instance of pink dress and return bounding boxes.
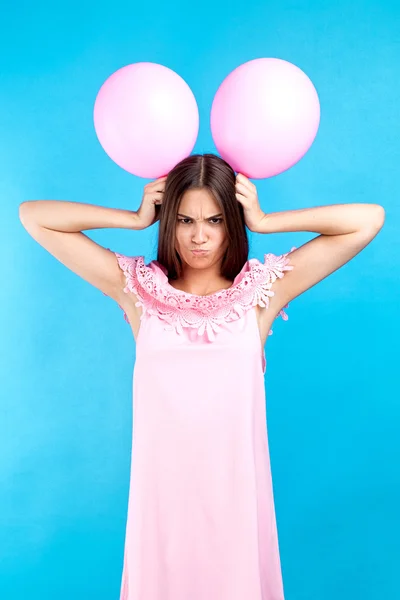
[108,249,295,600]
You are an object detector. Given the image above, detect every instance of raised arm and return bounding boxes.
[19,177,166,303]
[255,202,385,306]
[18,200,142,303]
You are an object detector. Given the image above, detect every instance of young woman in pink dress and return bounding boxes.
[19,153,385,600]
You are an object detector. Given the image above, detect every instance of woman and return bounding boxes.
[19,153,385,600]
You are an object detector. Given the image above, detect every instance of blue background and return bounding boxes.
[1,0,399,598]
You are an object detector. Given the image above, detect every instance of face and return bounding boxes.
[174,188,228,269]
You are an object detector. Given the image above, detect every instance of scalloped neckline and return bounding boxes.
[166,279,235,298]
[152,259,251,299]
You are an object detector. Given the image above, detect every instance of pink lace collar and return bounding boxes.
[152,257,255,299]
[116,250,295,341]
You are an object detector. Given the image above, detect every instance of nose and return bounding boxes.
[192,222,208,243]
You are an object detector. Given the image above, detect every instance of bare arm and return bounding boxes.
[19,199,142,232]
[19,200,142,303]
[255,202,385,305]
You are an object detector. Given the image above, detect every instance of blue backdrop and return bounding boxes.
[1,0,399,598]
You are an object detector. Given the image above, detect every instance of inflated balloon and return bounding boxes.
[210,58,320,179]
[93,62,199,178]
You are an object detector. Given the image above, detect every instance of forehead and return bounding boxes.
[178,188,219,216]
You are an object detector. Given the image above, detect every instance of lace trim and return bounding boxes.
[110,248,296,341]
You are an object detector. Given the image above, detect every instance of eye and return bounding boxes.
[177,218,223,225]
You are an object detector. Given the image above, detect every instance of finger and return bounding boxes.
[235,192,247,202]
[236,173,256,191]
[147,176,167,187]
[235,181,252,195]
[152,191,164,203]
[147,181,165,192]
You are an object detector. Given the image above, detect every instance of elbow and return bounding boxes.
[371,204,385,231]
[19,202,28,224]
[19,201,31,218]
[19,201,37,229]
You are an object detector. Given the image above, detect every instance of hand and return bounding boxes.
[235,173,266,232]
[135,176,167,230]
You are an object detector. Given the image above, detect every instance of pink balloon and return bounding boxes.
[210,58,320,179]
[93,63,199,178]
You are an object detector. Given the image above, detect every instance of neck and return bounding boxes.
[170,264,232,296]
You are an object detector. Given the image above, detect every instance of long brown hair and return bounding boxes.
[156,153,249,282]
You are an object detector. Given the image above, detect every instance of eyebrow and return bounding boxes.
[177,213,223,219]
